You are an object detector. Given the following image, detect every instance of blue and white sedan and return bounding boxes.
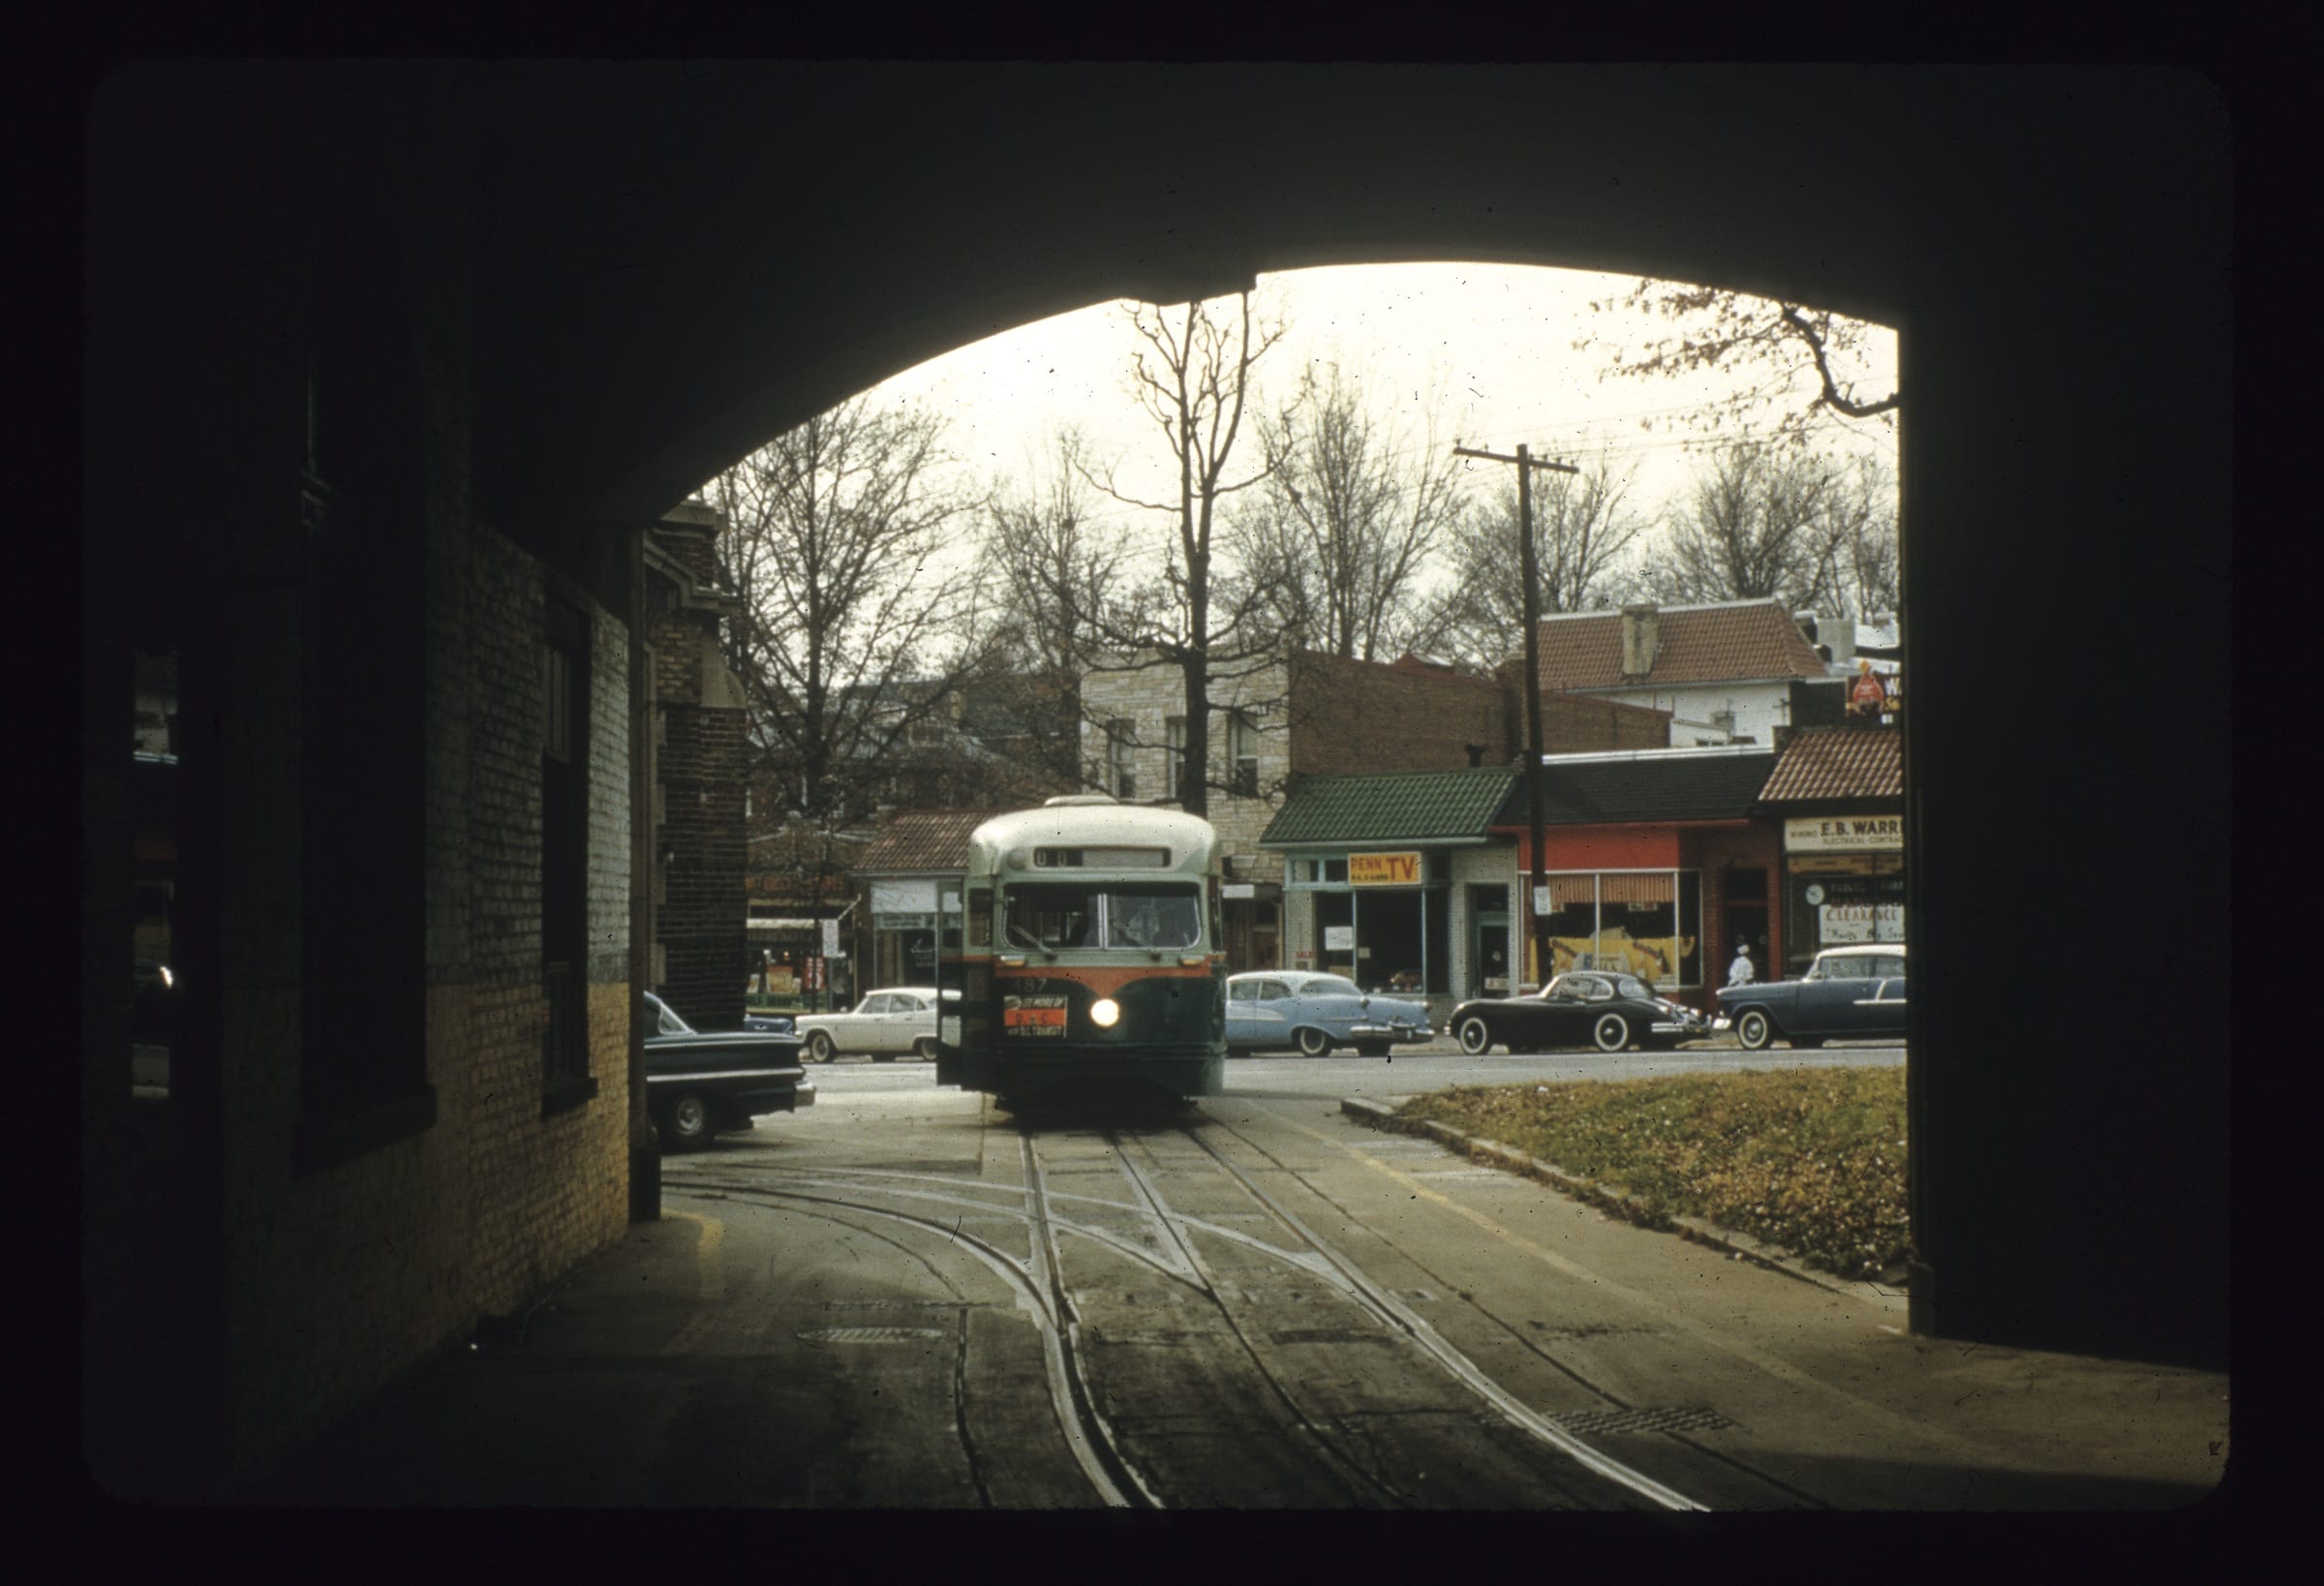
[1225,970,1433,1057]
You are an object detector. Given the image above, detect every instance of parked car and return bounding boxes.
[791,987,941,1062]
[644,991,812,1149]
[1225,970,1433,1057]
[1714,944,1907,1051]
[742,1009,795,1034]
[1449,971,1708,1055]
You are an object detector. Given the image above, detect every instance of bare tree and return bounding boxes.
[1228,359,1466,663]
[1577,280,1899,450]
[1640,443,1857,610]
[1412,459,1645,671]
[1076,292,1290,818]
[709,395,1007,829]
[982,432,1121,792]
[1803,455,1901,619]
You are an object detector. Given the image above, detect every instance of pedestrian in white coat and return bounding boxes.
[1727,944,1756,987]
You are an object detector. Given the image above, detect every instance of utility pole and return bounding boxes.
[1454,443,1577,993]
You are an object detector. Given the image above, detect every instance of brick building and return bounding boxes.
[1081,649,1671,972]
[641,500,751,1030]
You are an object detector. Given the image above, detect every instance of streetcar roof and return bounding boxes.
[966,802,1218,873]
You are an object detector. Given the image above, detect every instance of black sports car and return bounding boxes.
[644,991,812,1149]
[1449,971,1708,1055]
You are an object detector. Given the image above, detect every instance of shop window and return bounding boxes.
[1539,870,1703,991]
[1166,716,1190,803]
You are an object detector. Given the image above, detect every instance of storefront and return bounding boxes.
[1281,849,1457,992]
[867,877,939,987]
[1779,813,1906,976]
[1489,747,1782,1006]
[1753,724,1907,980]
[1258,767,1521,1006]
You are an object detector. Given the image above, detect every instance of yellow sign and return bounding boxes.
[1785,815,1903,853]
[1349,851,1422,886]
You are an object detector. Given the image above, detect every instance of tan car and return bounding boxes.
[791,987,941,1062]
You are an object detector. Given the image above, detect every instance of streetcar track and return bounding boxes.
[674,1147,1712,1509]
[1195,1109,1833,1509]
[669,1182,1146,1509]
[1161,1119,1708,1511]
[669,1112,1793,1511]
[1093,1127,1407,1508]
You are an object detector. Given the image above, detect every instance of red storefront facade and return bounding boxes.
[1490,747,1785,1010]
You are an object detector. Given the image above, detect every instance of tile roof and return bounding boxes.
[1489,748,1778,828]
[1259,767,1519,847]
[850,808,1005,874]
[1756,724,1902,804]
[1533,598,1830,689]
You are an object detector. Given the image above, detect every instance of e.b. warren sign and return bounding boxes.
[1784,815,1904,853]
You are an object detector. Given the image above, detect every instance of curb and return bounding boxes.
[1338,1096,1896,1304]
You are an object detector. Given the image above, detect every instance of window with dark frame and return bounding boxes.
[1228,712,1259,798]
[1108,719,1137,800]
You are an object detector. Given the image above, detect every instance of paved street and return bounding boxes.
[266,1052,2227,1510]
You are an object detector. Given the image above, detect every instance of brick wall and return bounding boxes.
[646,512,749,1030]
[216,509,633,1486]
[1286,652,1508,778]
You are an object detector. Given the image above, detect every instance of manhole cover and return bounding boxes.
[795,1327,947,1344]
[1553,1404,1734,1436]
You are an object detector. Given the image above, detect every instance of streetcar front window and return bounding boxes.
[1003,882,1202,953]
[1103,886,1201,950]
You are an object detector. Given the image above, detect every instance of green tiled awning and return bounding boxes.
[1260,767,1518,847]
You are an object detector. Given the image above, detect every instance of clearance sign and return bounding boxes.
[1349,851,1422,887]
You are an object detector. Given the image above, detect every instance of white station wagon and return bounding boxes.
[791,987,941,1062]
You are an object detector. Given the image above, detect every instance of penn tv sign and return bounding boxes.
[1348,851,1422,886]
[1785,815,1904,853]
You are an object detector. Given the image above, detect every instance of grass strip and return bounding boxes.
[1394,1066,1910,1281]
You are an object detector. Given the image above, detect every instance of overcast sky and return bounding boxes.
[865,260,1899,571]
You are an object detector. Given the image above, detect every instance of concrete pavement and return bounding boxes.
[242,1080,2232,1512]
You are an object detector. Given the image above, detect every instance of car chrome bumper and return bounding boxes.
[1709,1016,1732,1031]
[1349,1022,1432,1042]
[1650,1021,1706,1037]
[792,1081,815,1106]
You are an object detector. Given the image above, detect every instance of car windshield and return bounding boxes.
[1301,976,1361,997]
[1005,882,1201,951]
[645,995,691,1037]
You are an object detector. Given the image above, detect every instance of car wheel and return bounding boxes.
[1592,1013,1632,1052]
[1295,1026,1333,1058]
[913,1037,938,1060]
[1456,1016,1494,1055]
[1736,1010,1775,1052]
[1355,1042,1390,1058]
[807,1030,836,1063]
[660,1092,716,1151]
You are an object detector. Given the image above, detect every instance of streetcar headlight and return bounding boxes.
[1089,997,1121,1027]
